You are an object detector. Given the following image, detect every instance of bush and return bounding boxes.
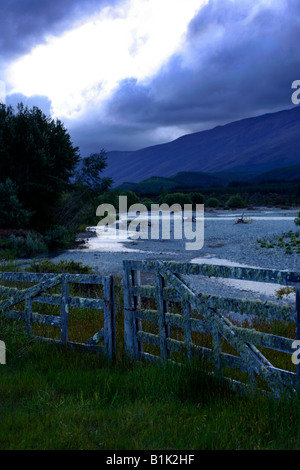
[190,192,205,205]
[160,192,192,207]
[96,191,119,209]
[27,259,94,274]
[206,197,220,208]
[141,198,154,210]
[44,226,75,250]
[120,191,140,207]
[8,233,47,258]
[227,195,245,209]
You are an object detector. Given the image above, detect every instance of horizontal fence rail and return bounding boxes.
[123,260,300,396]
[1,261,299,398]
[0,272,116,360]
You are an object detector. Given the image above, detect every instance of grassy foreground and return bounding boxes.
[0,260,299,450]
[0,318,299,450]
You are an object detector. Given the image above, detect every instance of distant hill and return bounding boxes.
[170,171,227,188]
[114,164,300,196]
[117,176,179,194]
[253,165,300,183]
[103,106,300,186]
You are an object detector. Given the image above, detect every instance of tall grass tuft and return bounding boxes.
[0,261,299,450]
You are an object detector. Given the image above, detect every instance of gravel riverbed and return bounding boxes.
[47,207,299,308]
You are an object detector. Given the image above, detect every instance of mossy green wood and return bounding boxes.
[124,260,299,395]
[0,272,116,360]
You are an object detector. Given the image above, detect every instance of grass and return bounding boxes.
[0,321,299,450]
[0,259,299,450]
[258,230,300,254]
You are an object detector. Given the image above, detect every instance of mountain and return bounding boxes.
[103,106,300,186]
[170,171,228,188]
[117,176,180,194]
[253,165,300,183]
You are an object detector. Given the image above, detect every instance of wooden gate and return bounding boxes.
[0,272,116,359]
[123,260,300,396]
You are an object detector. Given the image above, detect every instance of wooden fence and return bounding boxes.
[0,272,116,359]
[123,260,300,396]
[1,261,299,396]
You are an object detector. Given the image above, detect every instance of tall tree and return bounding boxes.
[57,150,113,228]
[0,103,80,229]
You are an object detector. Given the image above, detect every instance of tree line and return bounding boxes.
[0,102,112,253]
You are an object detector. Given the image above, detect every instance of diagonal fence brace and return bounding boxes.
[0,275,63,312]
[157,262,287,394]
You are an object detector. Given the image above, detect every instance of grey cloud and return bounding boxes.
[65,112,164,155]
[101,0,299,143]
[0,0,119,61]
[4,0,299,156]
[6,93,52,116]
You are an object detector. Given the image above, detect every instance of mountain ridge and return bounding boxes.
[103,106,300,186]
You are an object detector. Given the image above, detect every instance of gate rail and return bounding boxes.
[0,272,116,359]
[123,260,300,395]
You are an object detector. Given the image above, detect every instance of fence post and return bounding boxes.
[25,295,32,335]
[123,262,138,358]
[61,275,69,346]
[212,329,222,378]
[182,299,192,361]
[133,269,143,354]
[156,270,169,361]
[103,275,116,360]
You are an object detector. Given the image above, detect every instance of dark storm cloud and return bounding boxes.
[0,0,119,60]
[96,0,300,150]
[3,0,299,155]
[65,111,162,156]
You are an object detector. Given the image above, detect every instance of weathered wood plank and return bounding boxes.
[35,336,105,354]
[67,274,105,284]
[87,329,105,345]
[25,296,32,335]
[213,328,222,377]
[123,262,138,357]
[103,275,116,360]
[155,271,169,360]
[0,285,25,296]
[136,309,295,354]
[136,331,160,347]
[168,338,249,373]
[0,275,62,311]
[28,293,105,310]
[127,260,299,286]
[133,269,143,355]
[157,263,288,394]
[0,272,105,285]
[60,275,69,345]
[0,272,55,282]
[133,285,296,322]
[32,313,61,327]
[182,299,192,361]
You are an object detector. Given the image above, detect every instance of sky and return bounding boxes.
[1,0,299,157]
